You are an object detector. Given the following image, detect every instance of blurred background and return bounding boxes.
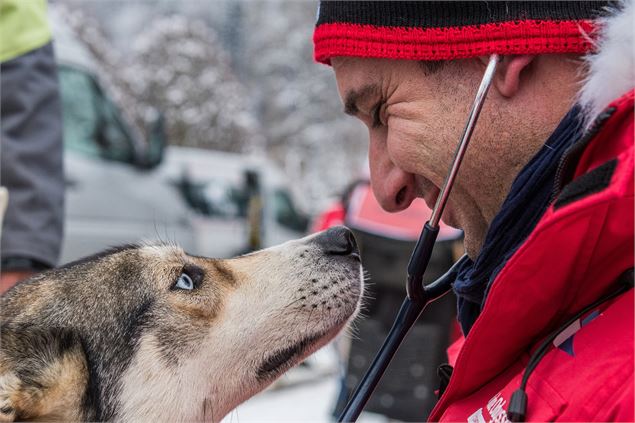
[36,1,462,421]
[48,0,369,263]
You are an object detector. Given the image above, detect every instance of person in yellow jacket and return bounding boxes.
[0,0,64,293]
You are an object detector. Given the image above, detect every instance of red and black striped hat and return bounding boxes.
[313,1,611,65]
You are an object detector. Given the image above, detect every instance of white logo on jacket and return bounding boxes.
[467,393,511,423]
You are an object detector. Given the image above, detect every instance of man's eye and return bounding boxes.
[371,102,385,128]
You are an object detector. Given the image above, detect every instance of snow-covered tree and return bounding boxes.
[54,2,260,153]
[240,1,367,210]
[52,4,146,144]
[123,14,261,152]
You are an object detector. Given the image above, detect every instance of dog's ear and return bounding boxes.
[0,325,88,422]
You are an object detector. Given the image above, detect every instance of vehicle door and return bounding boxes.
[58,66,195,262]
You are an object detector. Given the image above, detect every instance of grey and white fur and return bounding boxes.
[0,227,363,422]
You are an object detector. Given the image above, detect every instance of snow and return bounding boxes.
[225,376,340,422]
[222,346,389,423]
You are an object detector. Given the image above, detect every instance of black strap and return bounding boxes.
[437,363,453,399]
[508,268,634,422]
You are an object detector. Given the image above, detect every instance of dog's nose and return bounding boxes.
[313,226,358,256]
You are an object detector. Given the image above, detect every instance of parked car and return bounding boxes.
[162,147,309,258]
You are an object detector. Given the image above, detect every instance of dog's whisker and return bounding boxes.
[342,324,363,341]
[153,219,161,244]
[282,297,304,309]
[305,306,317,336]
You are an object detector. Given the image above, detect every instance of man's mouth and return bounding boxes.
[418,180,461,228]
[421,184,440,211]
[422,186,460,228]
[416,176,440,210]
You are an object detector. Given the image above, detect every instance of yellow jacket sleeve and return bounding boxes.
[0,0,52,62]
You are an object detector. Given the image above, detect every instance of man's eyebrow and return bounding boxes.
[344,84,380,116]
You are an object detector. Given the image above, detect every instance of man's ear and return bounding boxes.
[493,55,536,98]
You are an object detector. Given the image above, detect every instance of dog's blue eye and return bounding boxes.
[175,273,194,290]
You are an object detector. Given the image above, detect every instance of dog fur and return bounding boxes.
[0,230,363,422]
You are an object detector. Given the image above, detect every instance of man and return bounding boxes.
[0,0,64,293]
[314,1,633,421]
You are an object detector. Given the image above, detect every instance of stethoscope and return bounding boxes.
[338,54,500,422]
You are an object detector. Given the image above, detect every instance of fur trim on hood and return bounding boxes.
[580,0,635,127]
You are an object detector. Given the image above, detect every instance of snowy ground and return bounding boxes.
[221,347,389,423]
[224,375,389,423]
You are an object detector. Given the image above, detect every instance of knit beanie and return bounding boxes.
[314,1,611,65]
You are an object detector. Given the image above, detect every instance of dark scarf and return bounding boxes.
[453,105,584,335]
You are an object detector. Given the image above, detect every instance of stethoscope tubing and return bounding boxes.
[429,54,500,227]
[338,54,500,423]
[337,257,468,422]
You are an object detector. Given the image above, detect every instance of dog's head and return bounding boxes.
[0,227,363,422]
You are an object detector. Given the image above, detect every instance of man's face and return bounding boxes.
[332,55,579,257]
[332,57,489,251]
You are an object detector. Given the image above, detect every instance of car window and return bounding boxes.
[176,174,246,218]
[58,66,135,163]
[273,189,308,232]
[202,181,245,218]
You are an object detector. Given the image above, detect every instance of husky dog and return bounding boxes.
[0,226,363,422]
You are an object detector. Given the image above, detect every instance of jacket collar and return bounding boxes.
[579,0,634,128]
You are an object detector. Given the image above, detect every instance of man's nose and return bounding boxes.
[368,133,416,212]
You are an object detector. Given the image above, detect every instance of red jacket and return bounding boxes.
[430,92,634,422]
